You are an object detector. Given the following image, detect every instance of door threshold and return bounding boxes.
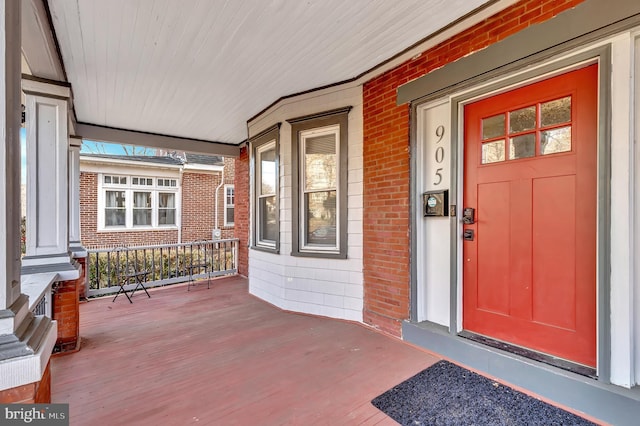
[458,330,596,379]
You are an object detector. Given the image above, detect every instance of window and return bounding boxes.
[224,184,235,226]
[158,193,176,225]
[132,177,153,186]
[105,190,126,226]
[158,178,177,187]
[480,96,573,165]
[133,192,152,226]
[288,107,350,258]
[250,124,280,252]
[104,175,126,185]
[99,174,179,230]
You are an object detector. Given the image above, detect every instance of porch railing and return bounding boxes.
[86,239,239,298]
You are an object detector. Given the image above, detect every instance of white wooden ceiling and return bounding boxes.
[46,0,490,144]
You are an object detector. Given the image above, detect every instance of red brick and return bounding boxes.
[234,147,249,277]
[361,0,584,336]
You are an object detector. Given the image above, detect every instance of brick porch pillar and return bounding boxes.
[52,263,82,353]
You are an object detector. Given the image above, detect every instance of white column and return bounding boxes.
[0,1,57,393]
[0,0,23,315]
[609,33,635,387]
[68,136,86,258]
[21,77,79,280]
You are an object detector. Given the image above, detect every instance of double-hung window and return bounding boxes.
[250,125,280,252]
[224,184,235,226]
[289,107,350,258]
[99,174,179,230]
[158,192,176,225]
[105,190,126,226]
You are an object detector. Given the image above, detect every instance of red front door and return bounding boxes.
[463,64,598,367]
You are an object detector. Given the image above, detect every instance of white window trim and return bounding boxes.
[299,125,340,253]
[97,173,180,231]
[255,141,277,249]
[224,184,235,226]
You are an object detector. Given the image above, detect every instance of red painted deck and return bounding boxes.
[51,276,438,425]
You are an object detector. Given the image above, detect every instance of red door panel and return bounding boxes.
[463,64,597,367]
[476,182,510,314]
[532,175,576,330]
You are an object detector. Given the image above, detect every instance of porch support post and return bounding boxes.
[0,0,21,315]
[0,0,57,398]
[68,136,86,258]
[21,76,79,280]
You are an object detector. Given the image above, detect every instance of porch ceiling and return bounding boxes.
[42,0,490,146]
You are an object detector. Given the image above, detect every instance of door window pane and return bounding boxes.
[133,191,152,226]
[509,106,536,133]
[481,140,505,164]
[541,96,571,127]
[541,126,572,155]
[482,114,505,139]
[509,134,536,159]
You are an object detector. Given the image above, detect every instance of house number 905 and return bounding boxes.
[434,125,445,186]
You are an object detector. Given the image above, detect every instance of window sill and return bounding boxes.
[251,245,279,255]
[291,250,347,259]
[97,226,179,233]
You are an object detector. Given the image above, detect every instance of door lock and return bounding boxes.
[463,229,475,241]
[462,207,475,224]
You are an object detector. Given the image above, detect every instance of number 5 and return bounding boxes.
[434,168,443,186]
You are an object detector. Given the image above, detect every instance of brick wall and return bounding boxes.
[80,171,99,246]
[182,172,218,241]
[221,157,236,239]
[235,147,249,277]
[362,0,585,336]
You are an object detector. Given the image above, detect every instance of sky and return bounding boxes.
[20,132,155,184]
[80,140,156,156]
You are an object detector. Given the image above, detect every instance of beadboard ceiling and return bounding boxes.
[45,0,491,145]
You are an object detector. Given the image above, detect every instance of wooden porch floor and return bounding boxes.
[51,276,439,425]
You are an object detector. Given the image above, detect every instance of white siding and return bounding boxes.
[248,85,363,322]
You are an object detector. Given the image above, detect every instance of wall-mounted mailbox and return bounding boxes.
[423,190,448,217]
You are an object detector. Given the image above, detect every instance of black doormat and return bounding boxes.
[371,361,597,426]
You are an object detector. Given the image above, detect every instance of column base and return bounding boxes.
[70,242,87,259]
[0,361,51,403]
[22,254,80,281]
[0,318,57,393]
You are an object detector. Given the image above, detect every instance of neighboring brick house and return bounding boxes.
[80,152,235,249]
